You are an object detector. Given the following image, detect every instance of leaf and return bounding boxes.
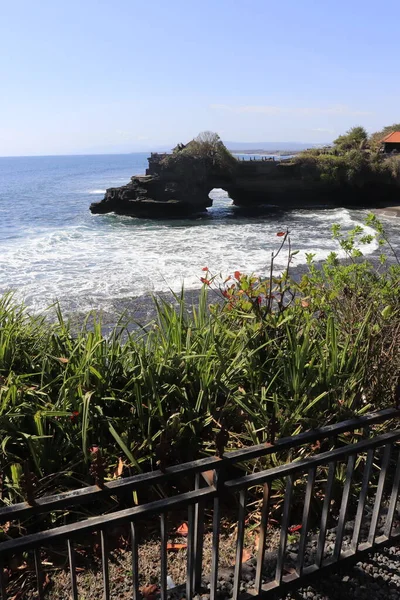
[201,470,214,486]
[301,299,310,308]
[175,522,189,536]
[241,548,252,562]
[167,542,187,551]
[276,231,285,237]
[141,584,158,598]
[288,524,302,533]
[89,365,103,381]
[2,521,11,534]
[108,423,142,472]
[57,357,69,364]
[114,457,124,478]
[381,305,393,319]
[81,391,94,460]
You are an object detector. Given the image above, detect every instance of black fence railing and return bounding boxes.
[0,408,399,600]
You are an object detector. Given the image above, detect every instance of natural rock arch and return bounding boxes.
[89,132,396,219]
[89,147,289,218]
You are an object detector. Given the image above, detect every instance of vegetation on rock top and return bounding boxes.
[294,123,400,190]
[159,131,238,184]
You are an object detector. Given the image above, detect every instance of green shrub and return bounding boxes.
[161,131,237,177]
[333,126,368,152]
[294,147,400,189]
[293,122,400,189]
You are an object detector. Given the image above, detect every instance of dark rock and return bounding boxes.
[90,141,400,219]
[89,155,319,219]
[89,175,210,219]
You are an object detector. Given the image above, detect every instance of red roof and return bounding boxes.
[381,131,400,143]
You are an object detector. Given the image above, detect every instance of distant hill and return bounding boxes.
[79,140,325,156]
[224,141,321,152]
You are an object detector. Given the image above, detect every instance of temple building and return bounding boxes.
[381,131,400,153]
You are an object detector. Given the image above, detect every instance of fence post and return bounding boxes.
[232,489,248,600]
[193,472,205,591]
[0,558,7,600]
[255,482,271,593]
[209,467,222,600]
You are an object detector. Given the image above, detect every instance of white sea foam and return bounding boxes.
[5,149,400,320]
[0,188,382,315]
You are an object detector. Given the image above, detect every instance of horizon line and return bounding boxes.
[0,141,324,160]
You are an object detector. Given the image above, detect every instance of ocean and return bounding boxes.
[0,153,397,318]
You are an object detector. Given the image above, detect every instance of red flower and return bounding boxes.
[234,271,241,280]
[257,296,262,305]
[90,446,99,454]
[288,524,302,533]
[70,410,79,421]
[202,266,209,272]
[200,277,210,285]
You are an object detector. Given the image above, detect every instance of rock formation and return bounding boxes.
[89,173,211,218]
[90,152,325,218]
[90,134,237,218]
[89,134,400,219]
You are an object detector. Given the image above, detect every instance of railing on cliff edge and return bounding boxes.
[0,408,399,600]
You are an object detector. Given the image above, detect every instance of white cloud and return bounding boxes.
[312,127,335,133]
[210,104,373,117]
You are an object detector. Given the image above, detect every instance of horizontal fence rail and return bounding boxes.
[1,408,397,522]
[0,408,399,600]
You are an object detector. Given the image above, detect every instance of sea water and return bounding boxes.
[0,153,395,316]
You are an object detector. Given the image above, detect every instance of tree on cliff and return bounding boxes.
[333,126,368,152]
[164,131,236,173]
[194,131,225,151]
[190,131,236,168]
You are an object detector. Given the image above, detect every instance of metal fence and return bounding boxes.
[0,408,399,600]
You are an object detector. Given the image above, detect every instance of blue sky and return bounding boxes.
[1,0,400,156]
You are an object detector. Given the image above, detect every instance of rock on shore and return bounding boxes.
[89,174,211,218]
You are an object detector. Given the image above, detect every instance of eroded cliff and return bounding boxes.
[89,134,400,218]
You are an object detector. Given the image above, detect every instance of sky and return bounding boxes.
[1,0,400,156]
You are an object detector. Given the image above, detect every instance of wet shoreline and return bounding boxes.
[48,248,399,336]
